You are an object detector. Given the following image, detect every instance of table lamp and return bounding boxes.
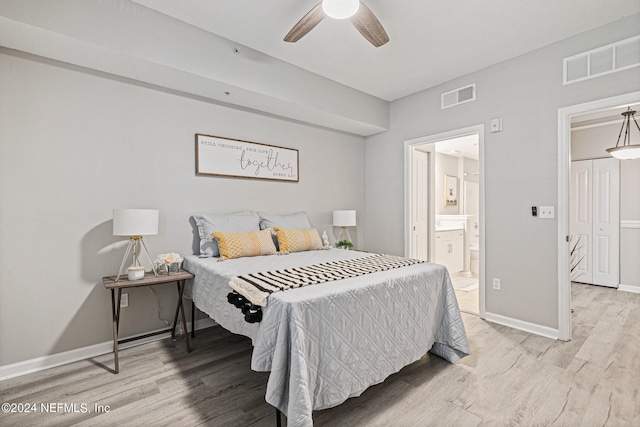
[333,210,356,243]
[113,209,159,281]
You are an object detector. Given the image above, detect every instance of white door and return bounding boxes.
[592,158,620,287]
[570,160,593,283]
[570,158,619,287]
[463,181,480,247]
[411,149,429,261]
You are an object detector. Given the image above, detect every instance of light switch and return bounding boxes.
[539,206,554,218]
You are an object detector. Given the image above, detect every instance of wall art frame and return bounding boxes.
[195,134,299,182]
[444,175,458,206]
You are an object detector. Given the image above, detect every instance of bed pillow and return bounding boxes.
[258,211,311,231]
[258,211,312,250]
[192,211,261,257]
[212,229,277,260]
[274,227,323,253]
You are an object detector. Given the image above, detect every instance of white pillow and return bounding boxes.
[258,211,311,230]
[192,211,260,257]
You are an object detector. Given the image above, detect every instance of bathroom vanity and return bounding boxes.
[434,228,464,275]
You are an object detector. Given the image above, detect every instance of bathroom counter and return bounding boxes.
[435,226,464,232]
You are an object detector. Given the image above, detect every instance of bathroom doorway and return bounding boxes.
[404,125,485,317]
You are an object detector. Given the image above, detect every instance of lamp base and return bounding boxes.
[115,236,158,281]
[336,226,352,244]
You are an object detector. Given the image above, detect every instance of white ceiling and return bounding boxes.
[132,0,640,101]
[435,134,479,161]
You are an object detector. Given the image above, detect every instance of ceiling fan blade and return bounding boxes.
[350,3,389,47]
[284,3,325,43]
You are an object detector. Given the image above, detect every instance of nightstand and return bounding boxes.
[102,270,194,374]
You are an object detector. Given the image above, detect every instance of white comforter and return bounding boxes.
[184,249,470,427]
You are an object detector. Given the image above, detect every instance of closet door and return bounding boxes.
[570,160,593,284]
[592,158,620,287]
[570,158,620,287]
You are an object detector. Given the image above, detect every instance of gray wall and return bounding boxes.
[0,49,365,366]
[572,123,640,288]
[464,158,479,184]
[365,14,640,329]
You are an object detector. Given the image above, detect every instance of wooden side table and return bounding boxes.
[102,269,194,374]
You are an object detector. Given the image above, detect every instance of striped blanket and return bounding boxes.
[227,253,424,322]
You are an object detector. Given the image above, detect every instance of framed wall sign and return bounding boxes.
[444,175,458,206]
[195,134,299,182]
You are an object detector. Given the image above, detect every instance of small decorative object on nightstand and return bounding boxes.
[155,252,183,275]
[102,269,194,374]
[127,266,145,281]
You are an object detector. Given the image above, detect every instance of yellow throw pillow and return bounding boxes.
[274,227,323,253]
[212,229,277,260]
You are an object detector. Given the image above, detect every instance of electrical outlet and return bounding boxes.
[492,278,501,290]
[120,293,128,308]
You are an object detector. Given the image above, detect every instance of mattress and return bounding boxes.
[184,249,470,427]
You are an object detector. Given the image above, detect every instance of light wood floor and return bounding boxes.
[1,283,639,426]
[452,276,479,315]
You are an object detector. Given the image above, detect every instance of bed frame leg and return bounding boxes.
[276,408,282,427]
[191,301,196,338]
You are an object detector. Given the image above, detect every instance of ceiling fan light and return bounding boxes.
[322,0,360,19]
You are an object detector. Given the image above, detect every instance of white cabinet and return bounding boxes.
[435,229,464,274]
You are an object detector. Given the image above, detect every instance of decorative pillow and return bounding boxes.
[258,211,312,250]
[192,211,260,257]
[212,229,277,260]
[274,227,323,253]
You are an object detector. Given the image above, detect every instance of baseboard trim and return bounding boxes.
[0,318,216,382]
[618,284,640,294]
[484,312,559,340]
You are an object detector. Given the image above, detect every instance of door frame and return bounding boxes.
[557,90,640,341]
[404,124,486,318]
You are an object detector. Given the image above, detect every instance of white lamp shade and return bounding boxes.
[113,209,159,236]
[322,0,360,19]
[333,210,356,227]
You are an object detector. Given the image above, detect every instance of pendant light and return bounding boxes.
[606,107,640,160]
[322,0,360,19]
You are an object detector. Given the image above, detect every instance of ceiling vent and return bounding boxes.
[564,35,640,85]
[441,84,476,109]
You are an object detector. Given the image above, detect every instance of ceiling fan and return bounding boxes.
[284,0,389,47]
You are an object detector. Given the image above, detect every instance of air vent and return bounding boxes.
[563,35,640,85]
[441,84,476,109]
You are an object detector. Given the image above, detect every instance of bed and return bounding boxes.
[184,246,470,426]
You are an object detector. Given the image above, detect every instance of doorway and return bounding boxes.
[404,125,485,317]
[558,90,640,341]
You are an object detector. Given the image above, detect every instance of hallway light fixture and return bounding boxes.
[606,107,640,160]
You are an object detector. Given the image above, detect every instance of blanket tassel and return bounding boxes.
[227,292,263,323]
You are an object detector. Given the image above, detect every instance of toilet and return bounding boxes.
[470,245,479,278]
